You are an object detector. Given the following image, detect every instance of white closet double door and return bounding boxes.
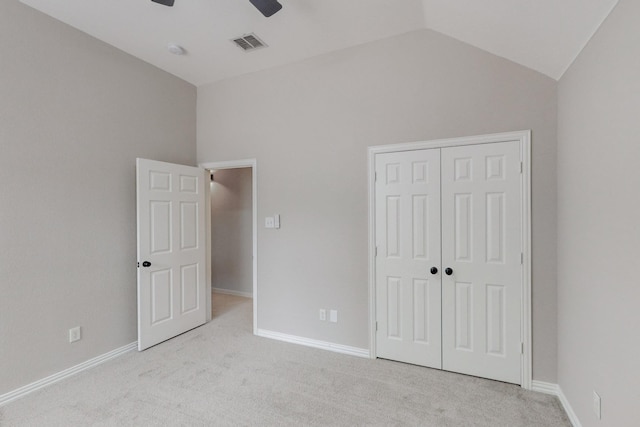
[375,141,522,384]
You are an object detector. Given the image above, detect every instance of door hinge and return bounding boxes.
[520,342,524,354]
[375,246,378,257]
[375,321,378,332]
[520,162,523,174]
[374,172,378,182]
[521,252,524,264]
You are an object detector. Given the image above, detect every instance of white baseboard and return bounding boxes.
[256,329,370,359]
[531,381,582,427]
[212,287,253,298]
[531,380,559,395]
[557,385,582,427]
[0,341,137,407]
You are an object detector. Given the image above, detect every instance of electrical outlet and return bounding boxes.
[69,326,81,343]
[593,391,601,419]
[319,309,326,321]
[329,310,338,323]
[265,217,275,228]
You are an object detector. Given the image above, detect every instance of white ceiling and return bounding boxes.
[422,0,619,81]
[20,0,618,86]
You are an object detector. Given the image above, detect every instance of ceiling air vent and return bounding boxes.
[232,33,267,52]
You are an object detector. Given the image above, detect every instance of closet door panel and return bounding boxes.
[441,141,522,384]
[375,149,442,369]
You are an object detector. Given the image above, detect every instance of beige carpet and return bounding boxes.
[0,293,570,426]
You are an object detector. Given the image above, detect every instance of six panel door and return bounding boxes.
[375,141,522,384]
[375,149,442,369]
[136,158,207,351]
[441,141,522,384]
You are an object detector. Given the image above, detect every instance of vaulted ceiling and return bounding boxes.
[20,0,618,86]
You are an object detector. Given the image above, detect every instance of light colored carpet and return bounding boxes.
[0,293,570,426]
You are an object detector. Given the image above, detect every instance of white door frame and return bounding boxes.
[367,130,532,390]
[200,159,258,335]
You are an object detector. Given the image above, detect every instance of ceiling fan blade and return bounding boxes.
[151,0,175,6]
[249,0,282,17]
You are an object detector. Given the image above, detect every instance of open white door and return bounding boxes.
[136,158,207,351]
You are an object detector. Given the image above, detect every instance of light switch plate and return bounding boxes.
[69,326,81,343]
[593,391,601,419]
[329,310,338,323]
[274,214,280,229]
[265,217,275,228]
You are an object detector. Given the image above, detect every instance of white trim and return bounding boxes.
[199,159,258,335]
[0,342,137,407]
[212,287,253,298]
[205,168,212,322]
[531,380,559,395]
[367,144,377,360]
[367,130,533,389]
[368,130,532,155]
[557,386,583,427]
[521,130,533,390]
[531,381,582,427]
[257,329,370,359]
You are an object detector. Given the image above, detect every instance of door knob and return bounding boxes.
[142,261,151,267]
[430,267,438,275]
[445,267,453,276]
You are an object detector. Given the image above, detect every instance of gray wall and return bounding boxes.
[210,168,253,296]
[0,1,196,395]
[557,0,640,425]
[197,29,559,382]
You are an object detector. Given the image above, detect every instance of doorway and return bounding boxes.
[210,167,253,297]
[368,131,532,389]
[200,159,258,334]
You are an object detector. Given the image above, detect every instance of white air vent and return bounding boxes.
[232,33,267,52]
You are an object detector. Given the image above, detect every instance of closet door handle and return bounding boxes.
[444,267,453,276]
[430,267,438,275]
